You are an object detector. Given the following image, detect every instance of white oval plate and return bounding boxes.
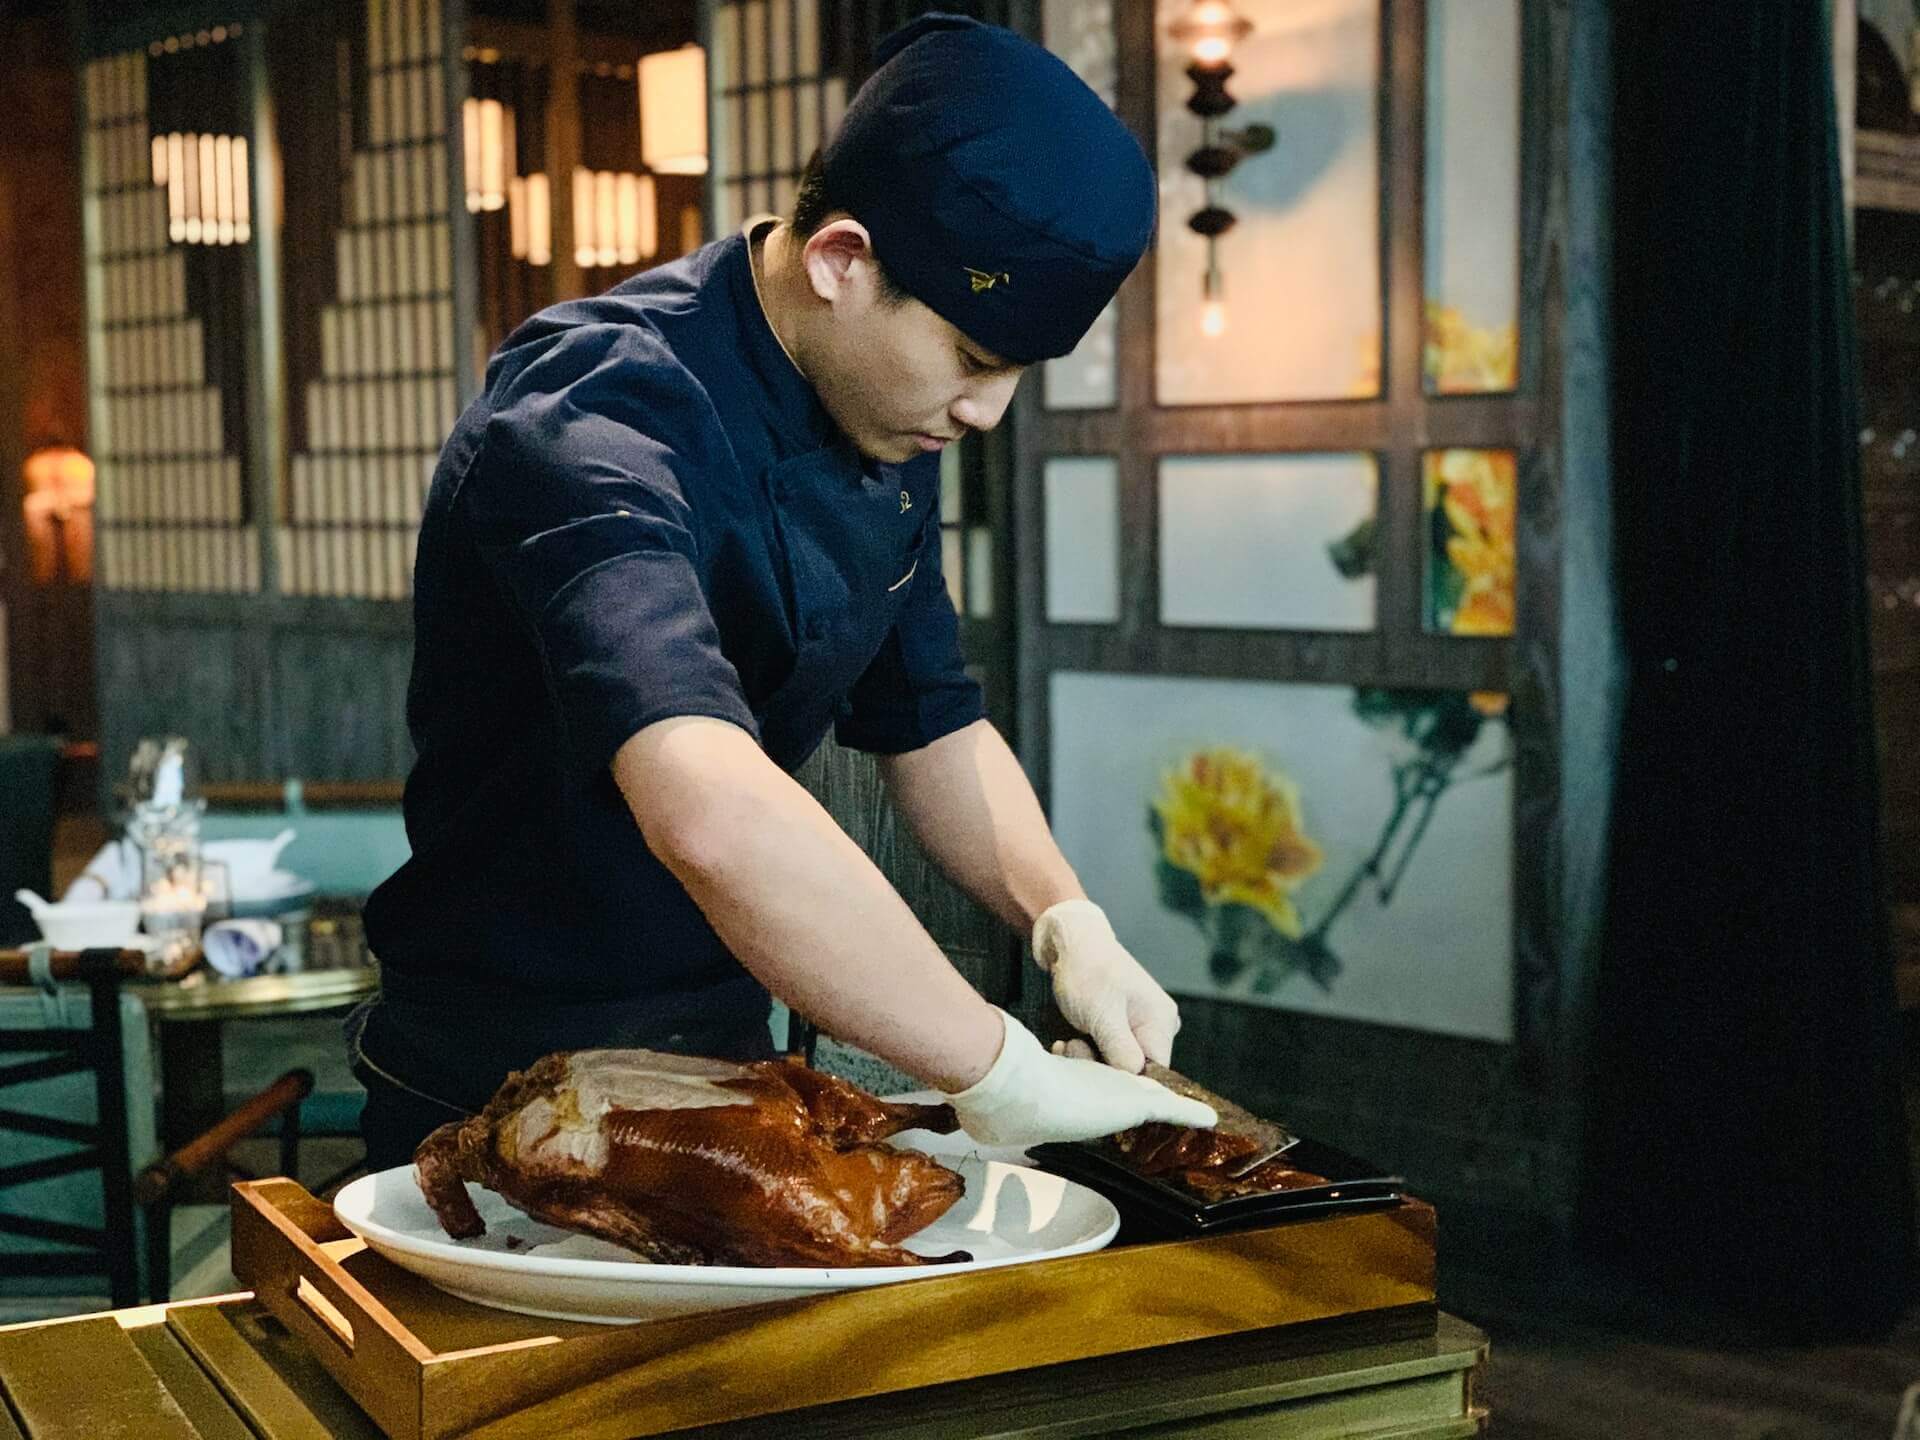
[332,1125,1118,1324]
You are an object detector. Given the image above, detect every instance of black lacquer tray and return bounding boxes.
[1027,1136,1405,1236]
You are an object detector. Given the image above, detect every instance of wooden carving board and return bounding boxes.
[230,1178,1437,1440]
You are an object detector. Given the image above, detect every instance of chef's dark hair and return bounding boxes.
[789,149,909,304]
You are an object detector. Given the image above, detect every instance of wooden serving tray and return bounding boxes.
[230,1177,1438,1440]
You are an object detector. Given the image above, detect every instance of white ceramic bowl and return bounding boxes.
[204,831,296,898]
[26,899,144,949]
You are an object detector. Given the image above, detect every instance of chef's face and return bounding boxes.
[797,221,1026,464]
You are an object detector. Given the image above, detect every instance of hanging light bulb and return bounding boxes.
[1200,261,1227,338]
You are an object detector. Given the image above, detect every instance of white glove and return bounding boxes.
[1032,898,1181,1073]
[944,1009,1217,1147]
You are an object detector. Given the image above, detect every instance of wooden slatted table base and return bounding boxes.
[230,1177,1448,1440]
[509,1309,1486,1440]
[0,1299,1486,1439]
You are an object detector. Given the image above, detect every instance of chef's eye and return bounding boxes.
[958,348,991,376]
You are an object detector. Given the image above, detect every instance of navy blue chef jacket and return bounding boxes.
[356,221,983,1111]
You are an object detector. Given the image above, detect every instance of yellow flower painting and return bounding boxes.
[1424,303,1518,394]
[1425,449,1517,638]
[1144,692,1510,999]
[1152,747,1323,939]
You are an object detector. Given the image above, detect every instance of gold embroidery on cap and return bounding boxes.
[965,267,1012,293]
[900,489,913,513]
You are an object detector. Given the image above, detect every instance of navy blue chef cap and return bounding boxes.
[820,12,1156,366]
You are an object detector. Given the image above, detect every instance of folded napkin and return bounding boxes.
[202,919,284,978]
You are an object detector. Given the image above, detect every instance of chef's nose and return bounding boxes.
[950,371,1021,434]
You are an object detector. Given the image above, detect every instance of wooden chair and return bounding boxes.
[0,945,312,1307]
[132,1065,312,1303]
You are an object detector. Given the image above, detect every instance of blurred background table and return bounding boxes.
[139,908,377,1204]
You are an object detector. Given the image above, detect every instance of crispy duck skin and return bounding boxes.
[413,1050,967,1268]
[1106,1122,1328,1201]
[1105,1067,1324,1201]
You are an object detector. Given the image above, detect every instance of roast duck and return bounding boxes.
[1100,1065,1326,1202]
[414,1049,1299,1267]
[413,1050,970,1268]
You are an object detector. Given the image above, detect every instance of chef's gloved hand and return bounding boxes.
[945,1009,1217,1147]
[1032,898,1180,1074]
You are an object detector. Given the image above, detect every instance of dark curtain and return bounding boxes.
[1590,2,1914,1335]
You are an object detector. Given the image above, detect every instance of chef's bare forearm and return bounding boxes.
[876,719,1085,934]
[612,716,1005,1092]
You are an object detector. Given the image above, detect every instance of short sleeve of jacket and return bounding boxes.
[460,325,759,775]
[834,514,986,754]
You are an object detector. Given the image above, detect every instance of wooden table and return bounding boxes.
[142,964,379,1201]
[0,1292,1487,1438]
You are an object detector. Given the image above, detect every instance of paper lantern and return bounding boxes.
[639,45,708,176]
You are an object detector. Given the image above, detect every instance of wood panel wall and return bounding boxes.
[78,0,469,790]
[0,19,94,741]
[94,592,415,784]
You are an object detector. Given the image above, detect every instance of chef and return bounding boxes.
[352,12,1216,1170]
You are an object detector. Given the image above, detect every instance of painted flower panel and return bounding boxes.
[1424,448,1516,637]
[1153,746,1323,939]
[1422,0,1521,395]
[1051,673,1515,1041]
[1423,304,1518,395]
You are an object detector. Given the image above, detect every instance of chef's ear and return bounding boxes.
[799,218,885,307]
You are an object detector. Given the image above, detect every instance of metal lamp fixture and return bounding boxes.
[1169,0,1273,337]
